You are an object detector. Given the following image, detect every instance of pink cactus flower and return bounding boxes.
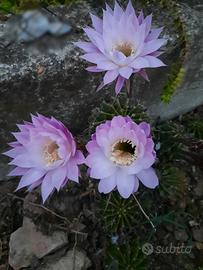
[75,0,167,95]
[86,116,158,198]
[4,114,85,203]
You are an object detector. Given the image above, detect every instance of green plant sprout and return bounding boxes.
[105,240,148,270]
[0,0,75,14]
[89,94,150,135]
[158,164,188,200]
[101,192,138,232]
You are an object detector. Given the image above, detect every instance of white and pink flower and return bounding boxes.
[86,116,158,198]
[4,114,85,203]
[75,1,167,94]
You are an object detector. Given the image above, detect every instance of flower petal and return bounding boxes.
[139,122,151,137]
[9,154,35,168]
[98,174,117,194]
[115,76,125,95]
[125,0,139,29]
[97,60,118,70]
[86,140,100,153]
[74,41,98,53]
[104,70,119,85]
[117,170,136,198]
[141,39,166,55]
[138,69,149,81]
[146,27,163,42]
[17,169,45,190]
[133,176,139,193]
[75,150,85,165]
[90,13,103,33]
[130,57,149,69]
[41,172,55,203]
[86,66,103,72]
[143,14,152,37]
[8,167,28,177]
[67,159,79,183]
[11,132,28,145]
[105,3,113,14]
[136,167,159,188]
[28,179,42,192]
[138,10,144,24]
[114,1,123,19]
[3,147,25,158]
[126,153,155,174]
[144,56,166,67]
[51,166,68,191]
[86,151,116,179]
[96,81,105,92]
[119,67,133,79]
[83,27,104,52]
[81,53,107,64]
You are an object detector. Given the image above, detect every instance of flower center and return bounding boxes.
[43,141,61,166]
[115,42,135,57]
[110,139,137,166]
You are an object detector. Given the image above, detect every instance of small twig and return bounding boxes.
[54,224,69,231]
[30,202,71,224]
[79,189,95,199]
[71,230,87,237]
[42,7,58,17]
[7,193,24,201]
[133,194,156,232]
[7,193,70,224]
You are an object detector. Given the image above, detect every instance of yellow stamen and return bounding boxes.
[43,141,61,165]
[115,42,135,57]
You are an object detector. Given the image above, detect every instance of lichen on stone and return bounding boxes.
[161,66,186,103]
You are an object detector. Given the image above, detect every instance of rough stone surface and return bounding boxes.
[192,228,203,242]
[174,230,189,242]
[40,250,91,270]
[194,181,203,197]
[9,218,67,270]
[0,0,203,181]
[0,1,104,180]
[147,3,203,121]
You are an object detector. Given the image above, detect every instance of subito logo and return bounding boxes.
[142,243,154,255]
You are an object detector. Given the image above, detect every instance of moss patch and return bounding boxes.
[0,0,75,14]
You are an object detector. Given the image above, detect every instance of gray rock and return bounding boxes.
[9,218,68,270]
[4,10,71,44]
[174,230,188,242]
[189,220,200,227]
[0,0,203,181]
[0,163,10,181]
[194,181,203,197]
[40,249,91,270]
[192,227,203,242]
[195,242,203,250]
[0,1,105,181]
[146,3,203,121]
